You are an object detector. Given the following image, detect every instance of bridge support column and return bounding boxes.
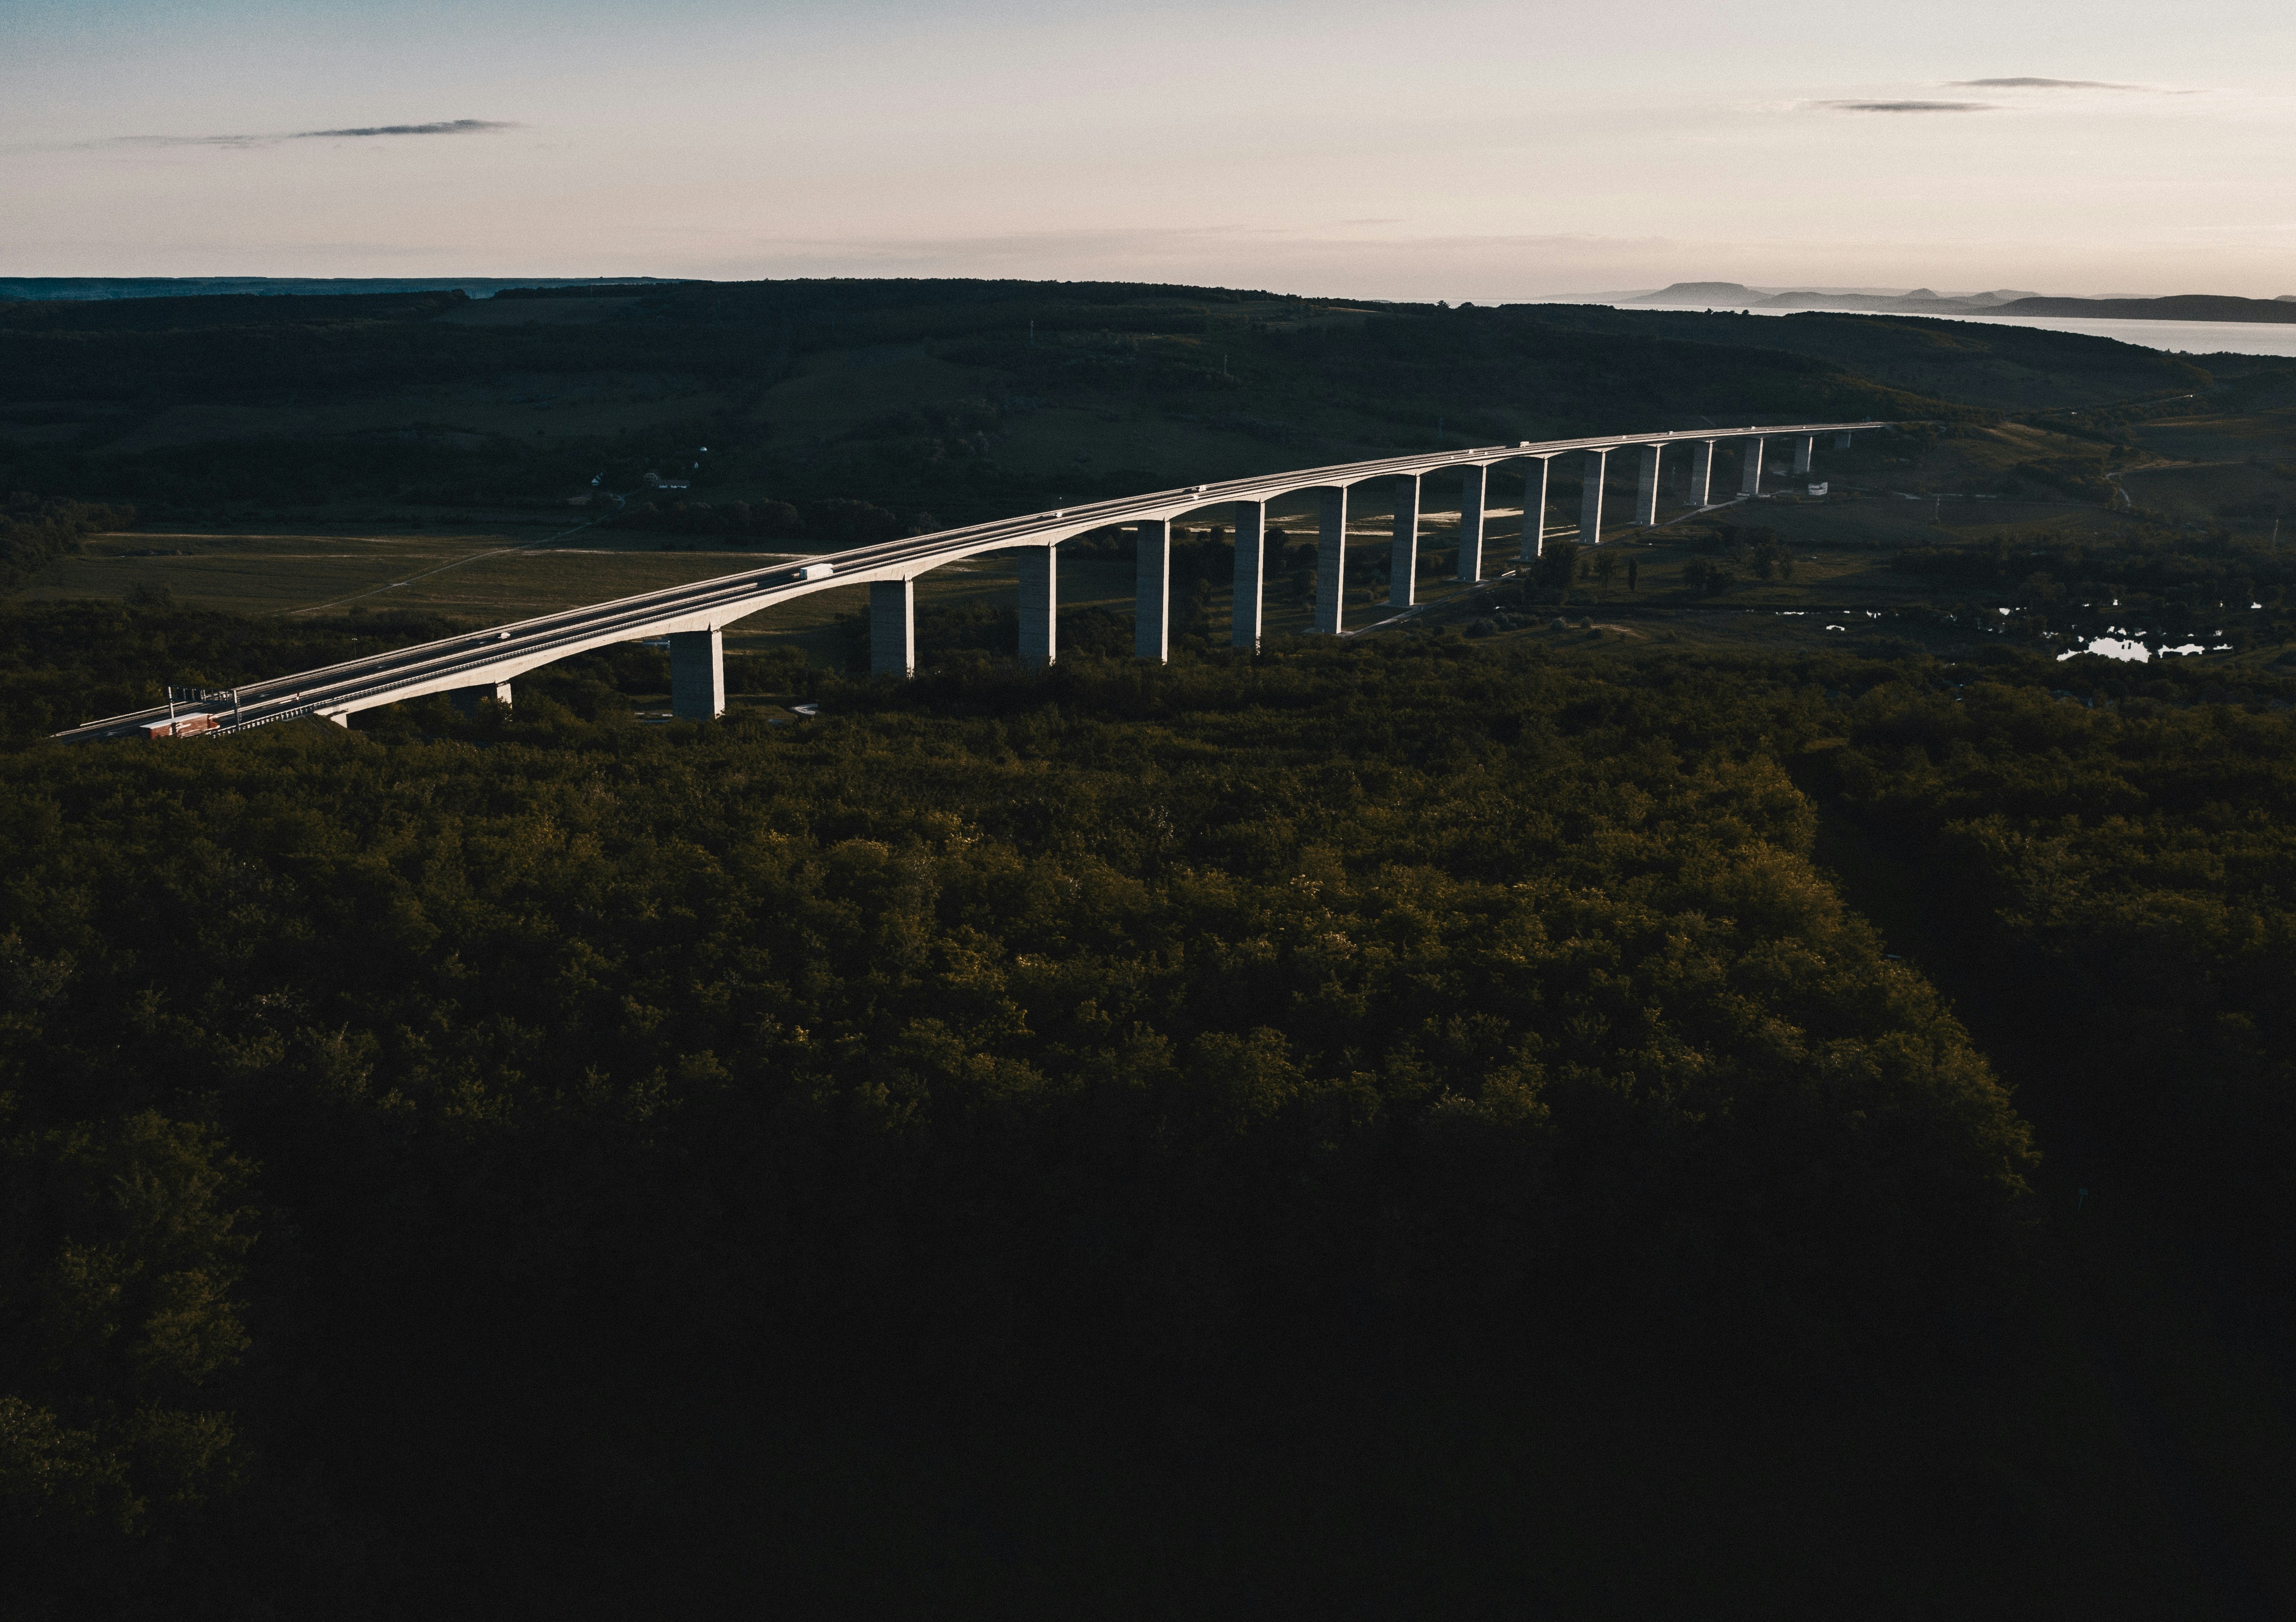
[1519,459,1549,562]
[1688,440,1715,508]
[870,580,914,678]
[1134,519,1171,662]
[1314,487,1350,634]
[1579,448,1608,543]
[1390,474,1419,607]
[1019,548,1057,668]
[1740,437,1766,497]
[1457,464,1486,582]
[1793,436,1815,476]
[1634,445,1663,527]
[449,680,512,715]
[1834,431,1852,450]
[1230,500,1265,651]
[670,630,724,719]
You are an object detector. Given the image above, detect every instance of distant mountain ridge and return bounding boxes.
[1630,281,2296,324]
[1631,282,2039,314]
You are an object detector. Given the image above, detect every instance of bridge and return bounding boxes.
[55,420,1885,741]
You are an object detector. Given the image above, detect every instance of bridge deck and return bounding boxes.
[53,420,1887,741]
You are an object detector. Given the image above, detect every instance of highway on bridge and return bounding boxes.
[55,418,1887,742]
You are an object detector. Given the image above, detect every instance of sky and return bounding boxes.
[5,0,2295,299]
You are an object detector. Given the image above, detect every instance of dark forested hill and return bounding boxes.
[0,277,2222,528]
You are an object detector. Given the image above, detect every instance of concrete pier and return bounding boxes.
[1457,463,1486,582]
[1019,548,1057,667]
[1230,500,1265,651]
[1834,431,1852,450]
[1740,437,1767,497]
[1580,448,1609,542]
[670,630,724,719]
[1390,474,1419,607]
[1519,459,1548,561]
[1314,487,1349,634]
[870,580,914,678]
[1634,444,1663,527]
[1688,441,1715,508]
[1793,436,1814,475]
[449,680,512,715]
[1133,519,1171,662]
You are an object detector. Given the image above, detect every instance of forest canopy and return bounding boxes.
[0,624,2077,1614]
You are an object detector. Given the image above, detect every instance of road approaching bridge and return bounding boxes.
[55,420,1884,741]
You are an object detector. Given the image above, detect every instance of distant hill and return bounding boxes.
[1633,282,2296,325]
[1630,282,1765,305]
[0,276,679,303]
[1630,283,2043,314]
[1757,288,2041,314]
[1988,293,2296,324]
[0,279,1981,521]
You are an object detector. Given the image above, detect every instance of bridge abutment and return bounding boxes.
[1230,501,1265,650]
[670,630,724,719]
[1134,519,1171,662]
[870,580,915,678]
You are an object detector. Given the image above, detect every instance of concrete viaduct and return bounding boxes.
[55,420,1883,742]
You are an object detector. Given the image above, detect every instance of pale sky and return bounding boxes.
[5,0,2295,297]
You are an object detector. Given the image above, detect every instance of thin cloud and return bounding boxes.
[1810,100,1997,114]
[115,119,519,148]
[1951,77,2152,90]
[299,119,518,138]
